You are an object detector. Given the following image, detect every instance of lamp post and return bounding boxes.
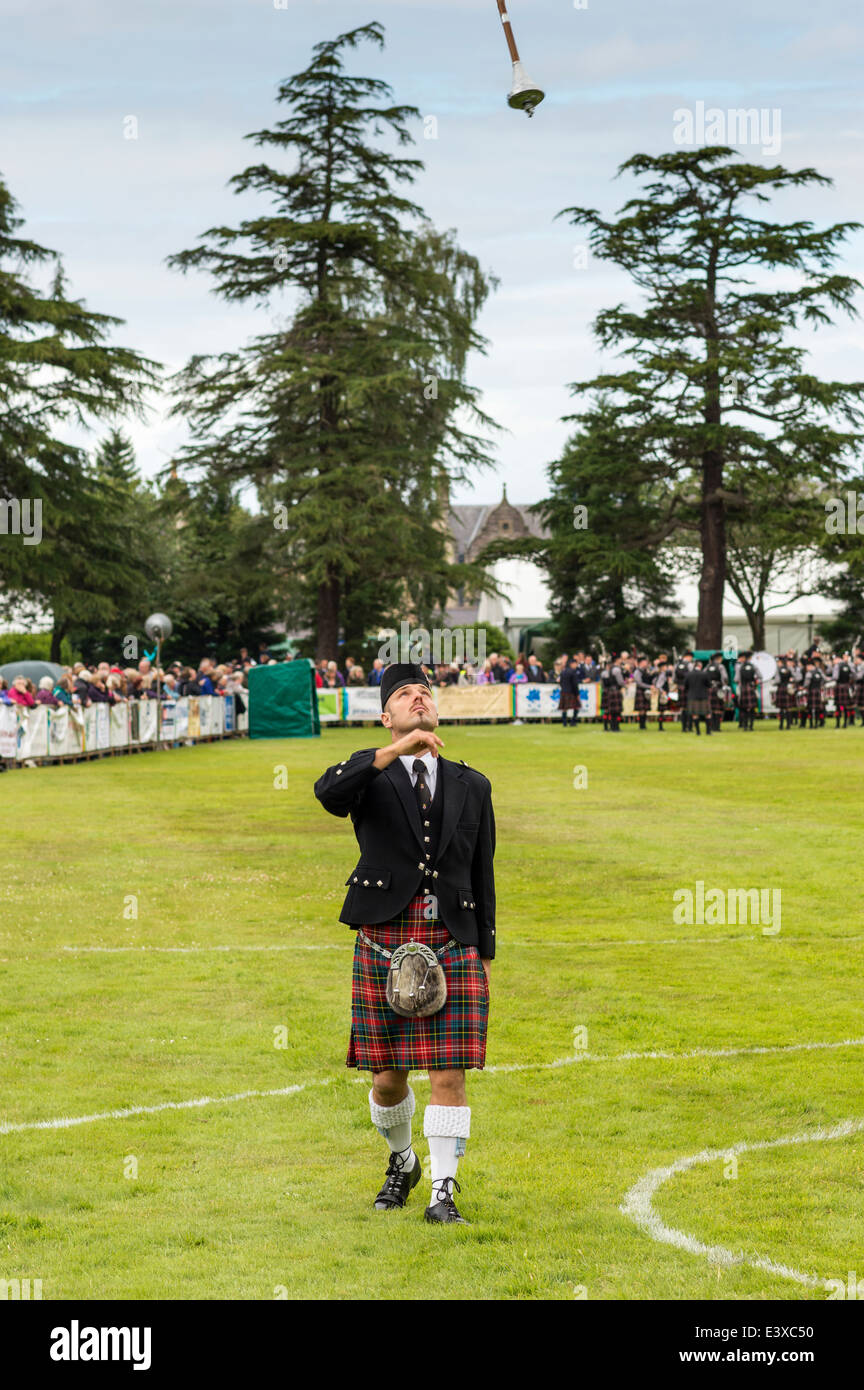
[144,613,173,748]
[495,0,545,117]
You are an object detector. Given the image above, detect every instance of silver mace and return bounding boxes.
[495,0,545,117]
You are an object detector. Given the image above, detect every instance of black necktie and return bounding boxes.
[412,758,433,818]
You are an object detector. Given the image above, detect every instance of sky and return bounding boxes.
[3,0,864,508]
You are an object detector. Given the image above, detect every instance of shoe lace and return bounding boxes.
[433,1175,462,1208]
[382,1151,413,1192]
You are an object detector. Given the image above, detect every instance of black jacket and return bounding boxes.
[314,747,497,959]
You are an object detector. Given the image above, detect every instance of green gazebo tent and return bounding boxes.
[247,660,320,739]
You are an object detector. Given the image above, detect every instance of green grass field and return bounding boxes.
[2,721,863,1300]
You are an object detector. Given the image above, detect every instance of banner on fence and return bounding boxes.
[138,700,157,744]
[18,704,49,758]
[110,704,129,748]
[187,697,200,738]
[435,684,512,721]
[0,705,19,759]
[317,688,345,722]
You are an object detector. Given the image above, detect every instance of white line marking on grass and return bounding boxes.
[5,1038,864,1134]
[620,1117,864,1290]
[59,935,864,954]
[0,1080,332,1136]
[347,1035,864,1081]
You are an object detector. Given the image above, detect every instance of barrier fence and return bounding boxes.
[0,696,248,766]
[317,682,602,722]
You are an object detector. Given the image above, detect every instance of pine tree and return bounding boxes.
[559,148,864,648]
[166,23,498,659]
[478,395,684,652]
[0,177,160,658]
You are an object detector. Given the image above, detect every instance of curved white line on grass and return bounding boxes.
[6,1038,862,1131]
[620,1118,864,1290]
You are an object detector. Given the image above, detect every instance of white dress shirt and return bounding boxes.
[399,748,438,801]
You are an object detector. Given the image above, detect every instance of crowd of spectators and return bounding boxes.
[1,643,600,711]
[313,650,595,688]
[0,651,263,712]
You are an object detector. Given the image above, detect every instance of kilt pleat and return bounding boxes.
[737,684,758,711]
[346,893,489,1072]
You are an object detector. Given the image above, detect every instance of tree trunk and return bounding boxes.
[696,455,726,650]
[50,623,65,664]
[315,571,340,661]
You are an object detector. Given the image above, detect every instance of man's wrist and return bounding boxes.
[373,742,401,771]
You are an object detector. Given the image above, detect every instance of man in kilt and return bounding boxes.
[673,652,694,731]
[705,653,728,732]
[559,654,582,727]
[601,656,625,732]
[804,657,827,729]
[632,656,652,731]
[736,652,759,730]
[854,650,864,726]
[832,652,855,729]
[313,663,495,1226]
[774,655,794,729]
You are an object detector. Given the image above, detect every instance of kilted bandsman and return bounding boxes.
[774,655,794,730]
[832,653,854,729]
[804,658,827,729]
[652,658,671,731]
[674,652,694,731]
[632,657,652,731]
[705,652,728,732]
[313,663,495,1226]
[736,652,759,731]
[559,655,581,728]
[601,656,625,732]
[684,659,712,736]
[854,651,864,726]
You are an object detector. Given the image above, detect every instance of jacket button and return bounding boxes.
[417,861,424,871]
[336,769,342,775]
[424,821,430,827]
[424,836,430,842]
[432,870,439,878]
[376,880,383,887]
[363,879,369,886]
[353,876,358,883]
[470,902,475,908]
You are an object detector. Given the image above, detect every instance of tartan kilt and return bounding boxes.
[807,686,824,713]
[346,893,489,1072]
[835,682,852,711]
[709,687,726,718]
[774,683,793,712]
[558,690,580,711]
[602,684,622,717]
[737,683,758,711]
[633,685,650,713]
[857,683,864,710]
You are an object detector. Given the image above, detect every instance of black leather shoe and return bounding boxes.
[424,1176,468,1224]
[373,1151,421,1210]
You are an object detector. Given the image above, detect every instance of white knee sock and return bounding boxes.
[424,1104,470,1203]
[369,1087,417,1172]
